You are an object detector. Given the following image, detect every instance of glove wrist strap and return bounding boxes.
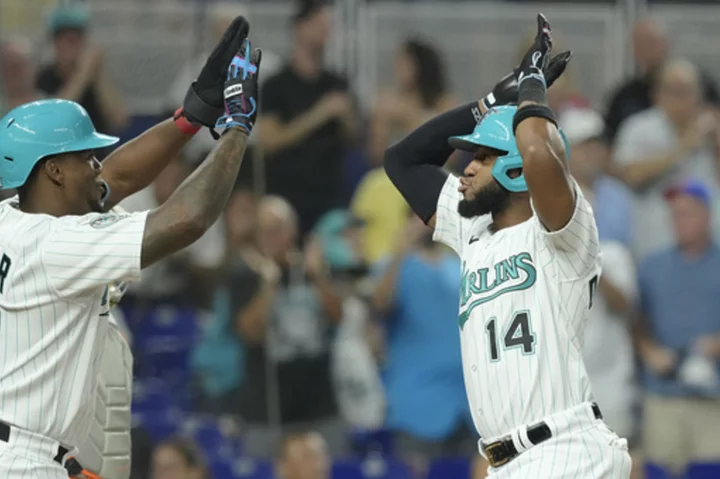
[173,107,201,135]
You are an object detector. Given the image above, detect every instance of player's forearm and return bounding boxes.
[384,102,480,224]
[514,100,575,231]
[140,128,248,268]
[102,120,193,208]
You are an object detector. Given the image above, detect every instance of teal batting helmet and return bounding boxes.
[448,105,570,193]
[0,100,119,190]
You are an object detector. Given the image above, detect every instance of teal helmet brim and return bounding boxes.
[448,134,508,154]
[60,132,120,156]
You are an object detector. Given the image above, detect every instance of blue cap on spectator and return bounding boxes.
[664,178,712,207]
[48,3,90,34]
[313,209,365,269]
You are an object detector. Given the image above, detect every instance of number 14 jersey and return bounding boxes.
[432,175,602,441]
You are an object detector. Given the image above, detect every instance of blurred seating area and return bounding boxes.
[3,0,720,479]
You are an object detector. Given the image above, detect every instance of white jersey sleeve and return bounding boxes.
[432,175,476,255]
[42,210,149,298]
[531,181,600,278]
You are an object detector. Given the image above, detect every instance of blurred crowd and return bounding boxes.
[2,1,720,479]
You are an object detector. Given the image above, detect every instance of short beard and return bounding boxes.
[457,180,511,219]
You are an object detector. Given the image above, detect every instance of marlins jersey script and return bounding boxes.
[0,195,146,451]
[433,174,602,440]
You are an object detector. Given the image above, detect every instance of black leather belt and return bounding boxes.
[483,403,603,468]
[0,421,69,464]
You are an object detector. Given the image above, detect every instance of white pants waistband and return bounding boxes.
[0,421,75,465]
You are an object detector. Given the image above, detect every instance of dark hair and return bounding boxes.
[402,38,448,109]
[157,438,207,472]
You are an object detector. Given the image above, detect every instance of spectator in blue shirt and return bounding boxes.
[370,214,474,468]
[635,178,720,475]
[559,108,633,247]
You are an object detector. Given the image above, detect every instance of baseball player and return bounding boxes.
[384,14,631,478]
[0,15,261,479]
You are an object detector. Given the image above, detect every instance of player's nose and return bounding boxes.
[463,160,480,177]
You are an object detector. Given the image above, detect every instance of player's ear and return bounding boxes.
[42,156,65,187]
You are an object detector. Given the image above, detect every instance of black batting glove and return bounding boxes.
[482,21,572,109]
[215,38,262,134]
[516,13,554,105]
[179,16,249,133]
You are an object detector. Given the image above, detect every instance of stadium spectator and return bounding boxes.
[276,431,330,479]
[613,59,719,260]
[192,185,259,415]
[257,0,356,237]
[604,17,719,143]
[353,38,456,264]
[368,38,456,166]
[350,170,409,264]
[560,108,633,247]
[151,438,209,479]
[634,179,720,475]
[312,210,385,430]
[235,196,347,458]
[0,39,42,116]
[36,3,128,136]
[371,214,474,469]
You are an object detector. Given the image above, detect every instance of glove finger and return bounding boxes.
[208,16,248,66]
[536,13,553,52]
[537,13,552,37]
[219,18,250,73]
[240,38,252,80]
[546,50,572,86]
[251,48,263,80]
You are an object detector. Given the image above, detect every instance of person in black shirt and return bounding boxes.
[604,17,719,143]
[257,0,356,237]
[234,196,347,459]
[36,3,128,138]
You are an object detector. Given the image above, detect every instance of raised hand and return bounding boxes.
[215,38,262,134]
[517,14,553,88]
[180,16,249,129]
[482,20,571,110]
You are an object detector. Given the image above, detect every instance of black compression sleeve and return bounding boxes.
[383,102,481,223]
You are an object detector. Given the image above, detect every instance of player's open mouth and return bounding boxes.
[97,181,108,199]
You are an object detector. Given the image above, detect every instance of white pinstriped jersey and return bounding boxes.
[0,196,147,447]
[433,175,602,440]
